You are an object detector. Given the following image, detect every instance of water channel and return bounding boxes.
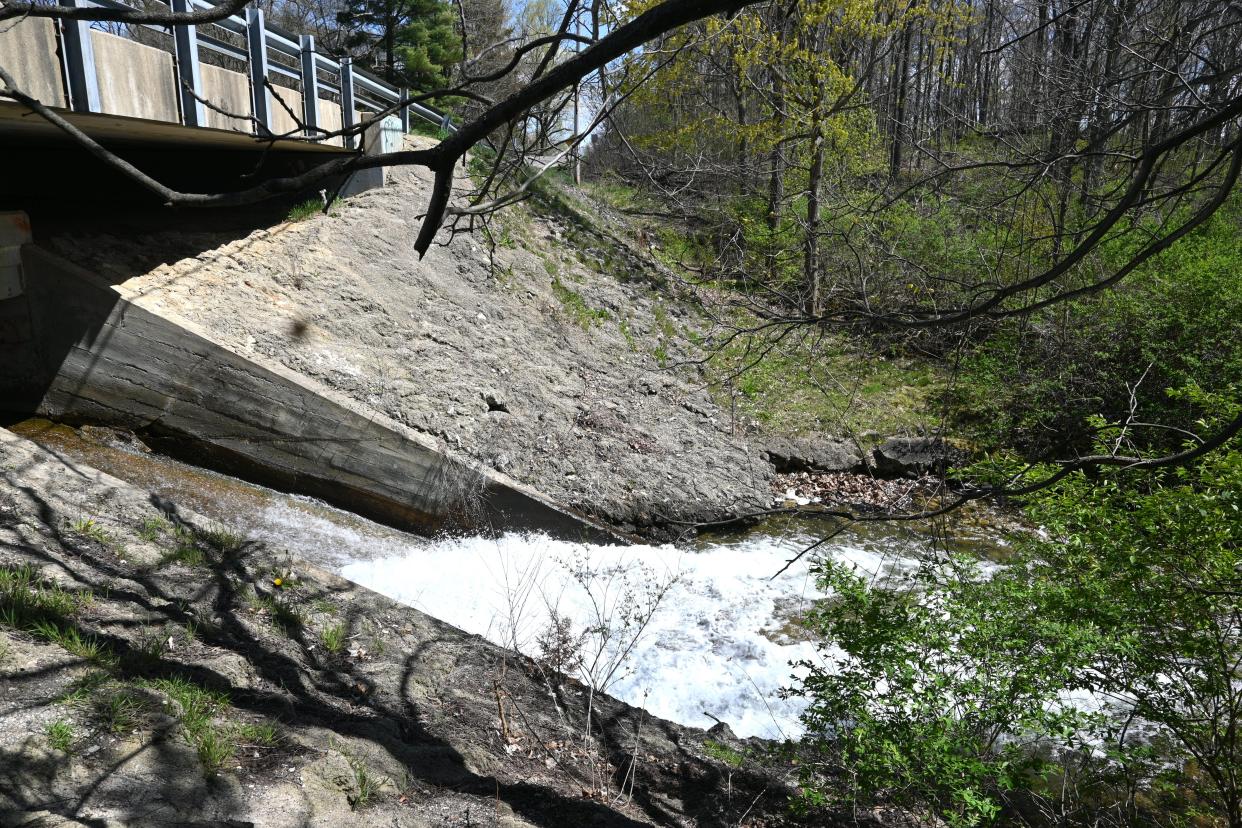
[10,418,1010,739]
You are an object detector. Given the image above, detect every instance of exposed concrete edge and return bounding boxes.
[18,244,628,544]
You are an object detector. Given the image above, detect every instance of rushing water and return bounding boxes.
[9,419,1009,739]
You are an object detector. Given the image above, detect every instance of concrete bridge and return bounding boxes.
[0,0,450,212]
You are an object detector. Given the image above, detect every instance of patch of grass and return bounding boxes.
[319,621,348,654]
[236,720,281,747]
[45,719,75,752]
[147,676,229,727]
[269,600,305,634]
[619,318,638,351]
[311,598,338,616]
[199,527,245,555]
[406,118,450,140]
[249,591,305,636]
[138,516,170,542]
[146,676,234,776]
[194,726,236,775]
[348,756,387,809]
[57,670,111,704]
[704,739,745,768]
[164,524,245,567]
[286,198,328,222]
[69,517,111,544]
[0,565,86,627]
[129,626,169,670]
[653,342,670,368]
[707,327,942,438]
[91,686,152,734]
[551,276,611,330]
[0,566,111,664]
[30,620,116,667]
[167,527,207,566]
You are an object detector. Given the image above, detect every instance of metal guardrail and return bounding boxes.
[53,0,455,147]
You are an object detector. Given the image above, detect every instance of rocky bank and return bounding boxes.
[0,428,804,827]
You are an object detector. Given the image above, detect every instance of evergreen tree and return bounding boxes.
[336,0,460,90]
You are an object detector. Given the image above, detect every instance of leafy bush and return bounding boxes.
[943,197,1242,455]
[795,432,1242,826]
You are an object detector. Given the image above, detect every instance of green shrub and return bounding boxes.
[795,432,1242,825]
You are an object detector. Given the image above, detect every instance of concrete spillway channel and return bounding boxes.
[0,230,623,544]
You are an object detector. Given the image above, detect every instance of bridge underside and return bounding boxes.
[0,102,356,230]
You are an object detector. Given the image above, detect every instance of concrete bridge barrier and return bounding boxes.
[0,19,66,107]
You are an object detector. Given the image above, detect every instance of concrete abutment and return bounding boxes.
[0,215,621,543]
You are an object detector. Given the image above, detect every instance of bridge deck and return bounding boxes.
[0,101,352,153]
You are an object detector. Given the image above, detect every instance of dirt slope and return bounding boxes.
[47,141,773,537]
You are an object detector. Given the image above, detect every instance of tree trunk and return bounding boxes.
[805,122,824,315]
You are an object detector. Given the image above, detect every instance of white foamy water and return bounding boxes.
[209,496,932,740]
[335,526,923,739]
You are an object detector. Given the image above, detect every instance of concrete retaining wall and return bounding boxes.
[90,30,179,123]
[0,19,66,107]
[2,244,620,542]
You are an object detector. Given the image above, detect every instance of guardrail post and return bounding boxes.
[398,87,410,134]
[340,58,356,149]
[59,0,101,113]
[299,35,320,139]
[246,6,271,135]
[170,0,206,127]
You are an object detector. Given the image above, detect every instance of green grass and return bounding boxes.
[247,590,305,636]
[706,327,942,438]
[199,527,245,555]
[311,598,338,616]
[146,676,234,775]
[90,686,152,734]
[0,565,83,622]
[703,739,745,768]
[236,720,281,747]
[286,198,326,222]
[319,621,348,655]
[349,756,387,809]
[138,516,170,542]
[164,525,246,567]
[57,670,111,705]
[129,626,169,670]
[167,527,206,566]
[193,727,235,775]
[45,719,74,752]
[69,517,111,545]
[30,621,116,667]
[551,276,611,329]
[0,566,112,664]
[406,118,450,140]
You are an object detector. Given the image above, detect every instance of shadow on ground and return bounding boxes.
[0,432,803,827]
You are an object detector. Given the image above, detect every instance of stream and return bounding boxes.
[10,419,1011,739]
